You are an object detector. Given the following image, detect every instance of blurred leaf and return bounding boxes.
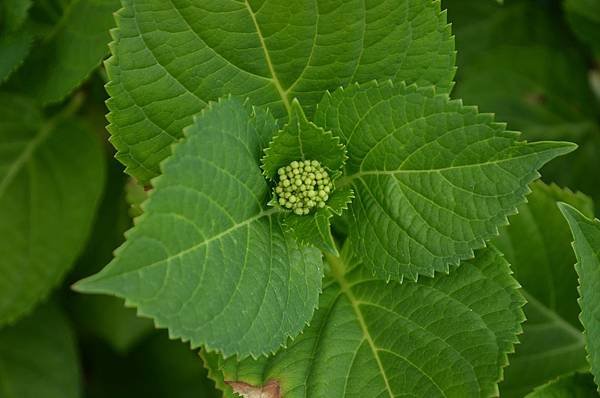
[0,93,105,326]
[493,182,593,396]
[0,29,32,82]
[8,0,120,104]
[526,372,599,397]
[446,0,600,204]
[70,295,153,354]
[67,161,153,353]
[1,0,32,32]
[0,302,81,398]
[83,332,220,398]
[125,178,147,219]
[564,0,600,57]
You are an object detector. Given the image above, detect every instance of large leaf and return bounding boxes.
[560,203,600,391]
[494,183,593,396]
[9,0,120,104]
[75,97,323,359]
[0,303,81,398]
[203,245,525,398]
[312,81,575,281]
[525,373,599,398]
[105,0,455,183]
[493,182,593,397]
[0,94,105,326]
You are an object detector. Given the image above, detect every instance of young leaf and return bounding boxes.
[75,97,323,359]
[105,0,455,183]
[283,206,338,256]
[10,0,120,104]
[0,94,105,326]
[492,182,592,397]
[282,186,353,256]
[262,99,346,180]
[525,373,598,398]
[559,203,600,391]
[0,303,81,398]
[203,245,525,398]
[313,80,576,282]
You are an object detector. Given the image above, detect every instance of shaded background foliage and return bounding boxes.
[0,0,599,397]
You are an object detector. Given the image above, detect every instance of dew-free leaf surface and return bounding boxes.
[0,94,105,326]
[105,0,455,183]
[12,0,119,104]
[0,303,81,398]
[313,81,575,281]
[75,97,323,359]
[525,373,598,398]
[204,245,525,398]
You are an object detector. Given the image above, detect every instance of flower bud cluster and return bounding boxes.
[274,160,333,215]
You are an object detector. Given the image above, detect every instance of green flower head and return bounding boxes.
[274,159,333,215]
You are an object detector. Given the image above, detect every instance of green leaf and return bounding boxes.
[565,0,600,57]
[283,187,353,257]
[1,0,32,32]
[262,99,346,180]
[559,203,600,392]
[493,182,593,397]
[0,93,105,326]
[313,80,575,282]
[70,295,154,354]
[0,29,32,82]
[283,206,338,255]
[75,97,323,359]
[83,332,220,398]
[9,0,120,104]
[105,0,455,183]
[204,245,525,398]
[66,161,154,353]
[0,303,81,398]
[525,373,599,398]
